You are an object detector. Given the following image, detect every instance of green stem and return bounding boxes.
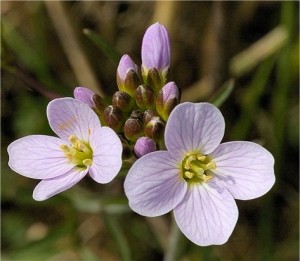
[163,216,183,261]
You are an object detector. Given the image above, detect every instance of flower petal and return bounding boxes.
[165,103,225,158]
[47,98,100,142]
[174,182,238,246]
[89,126,122,183]
[124,151,187,217]
[74,87,96,108]
[8,135,73,179]
[210,141,275,200]
[33,168,88,201]
[141,22,170,70]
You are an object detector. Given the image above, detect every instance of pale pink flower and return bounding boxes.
[124,102,275,246]
[8,98,122,201]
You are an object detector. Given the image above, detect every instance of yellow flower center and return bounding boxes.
[60,135,93,168]
[180,152,216,183]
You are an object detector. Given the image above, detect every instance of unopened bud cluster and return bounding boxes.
[74,23,180,158]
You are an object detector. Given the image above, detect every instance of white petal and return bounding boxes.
[124,151,187,217]
[174,182,238,246]
[8,135,73,179]
[210,141,275,200]
[89,126,122,183]
[165,103,225,158]
[33,168,88,201]
[47,98,100,142]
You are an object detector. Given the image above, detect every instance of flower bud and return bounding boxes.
[135,84,156,110]
[141,23,170,73]
[91,93,107,113]
[143,110,157,124]
[156,81,180,121]
[144,116,165,142]
[130,110,144,121]
[124,117,144,142]
[112,91,135,113]
[144,67,166,93]
[103,105,125,132]
[134,137,157,158]
[117,54,141,96]
[74,87,96,108]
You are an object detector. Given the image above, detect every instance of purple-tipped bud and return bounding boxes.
[135,84,156,110]
[74,87,96,108]
[103,105,125,133]
[124,117,144,142]
[134,137,157,158]
[117,54,140,96]
[141,23,170,72]
[144,116,165,142]
[156,81,180,121]
[112,91,135,113]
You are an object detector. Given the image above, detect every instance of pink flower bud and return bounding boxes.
[156,82,180,121]
[141,23,170,72]
[134,137,157,158]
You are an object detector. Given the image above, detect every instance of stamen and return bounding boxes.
[181,152,216,183]
[184,171,194,179]
[83,159,93,166]
[69,135,77,144]
[61,134,93,169]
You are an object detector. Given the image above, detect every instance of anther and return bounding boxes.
[184,171,194,179]
[83,159,93,166]
[69,135,77,144]
[197,155,206,161]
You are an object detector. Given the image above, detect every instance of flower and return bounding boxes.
[8,98,123,201]
[124,102,275,246]
[141,22,170,72]
[134,137,157,158]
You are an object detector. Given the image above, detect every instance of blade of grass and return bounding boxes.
[103,214,132,261]
[230,57,276,140]
[83,28,121,64]
[209,79,235,108]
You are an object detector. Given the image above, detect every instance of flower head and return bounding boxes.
[124,102,275,246]
[8,98,122,201]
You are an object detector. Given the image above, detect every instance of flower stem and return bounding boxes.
[163,216,183,261]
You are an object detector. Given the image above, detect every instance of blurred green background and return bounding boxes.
[1,1,299,261]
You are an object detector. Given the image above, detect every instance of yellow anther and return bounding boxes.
[206,162,216,169]
[60,144,70,153]
[184,160,190,170]
[184,171,194,179]
[188,155,196,161]
[69,135,77,144]
[83,159,93,166]
[197,155,206,161]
